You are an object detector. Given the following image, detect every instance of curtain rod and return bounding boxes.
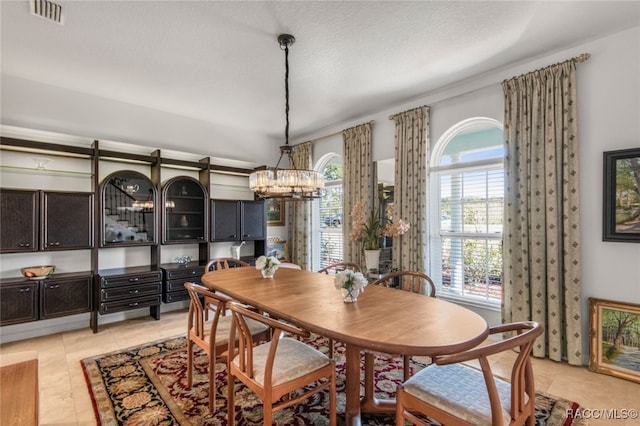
[297,120,375,145]
[388,104,429,120]
[503,52,591,84]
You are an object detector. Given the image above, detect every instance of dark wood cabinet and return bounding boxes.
[162,177,208,244]
[42,191,93,250]
[93,267,162,332]
[210,199,265,241]
[0,281,38,326]
[0,189,38,253]
[160,262,205,303]
[0,272,92,326]
[211,199,240,241]
[100,171,157,247]
[40,274,92,319]
[242,201,266,240]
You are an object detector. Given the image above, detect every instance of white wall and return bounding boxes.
[310,27,640,363]
[1,27,639,363]
[0,75,279,167]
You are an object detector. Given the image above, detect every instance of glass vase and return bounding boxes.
[261,267,277,278]
[341,287,360,303]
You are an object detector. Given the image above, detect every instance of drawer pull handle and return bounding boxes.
[19,288,31,292]
[129,302,139,307]
[49,284,60,289]
[129,277,139,282]
[19,243,31,247]
[129,289,139,294]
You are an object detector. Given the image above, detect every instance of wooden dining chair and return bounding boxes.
[184,282,269,411]
[396,321,543,426]
[371,270,436,296]
[369,270,437,382]
[278,262,303,270]
[205,257,250,272]
[317,261,361,274]
[227,301,337,426]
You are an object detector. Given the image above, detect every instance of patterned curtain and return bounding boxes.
[391,106,429,272]
[343,123,373,268]
[286,141,312,269]
[502,60,582,365]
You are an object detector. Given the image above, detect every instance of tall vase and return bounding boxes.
[364,249,381,271]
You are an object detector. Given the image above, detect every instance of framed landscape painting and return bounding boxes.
[602,148,640,242]
[589,298,640,383]
[266,240,288,261]
[266,199,285,226]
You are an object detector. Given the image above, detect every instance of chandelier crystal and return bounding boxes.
[249,34,324,200]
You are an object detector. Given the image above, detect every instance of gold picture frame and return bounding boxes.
[589,298,640,383]
[266,199,285,226]
[266,240,288,261]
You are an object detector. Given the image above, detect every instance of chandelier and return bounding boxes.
[249,34,324,200]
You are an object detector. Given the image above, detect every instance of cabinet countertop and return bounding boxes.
[0,271,93,285]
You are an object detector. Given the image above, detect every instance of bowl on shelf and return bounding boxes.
[21,265,56,280]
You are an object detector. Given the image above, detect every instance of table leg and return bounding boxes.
[344,344,362,426]
[360,352,396,414]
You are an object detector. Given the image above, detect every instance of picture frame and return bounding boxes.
[266,240,288,261]
[589,298,640,383]
[603,148,640,242]
[266,199,285,226]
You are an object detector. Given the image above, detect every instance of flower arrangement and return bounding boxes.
[255,255,280,278]
[334,270,368,293]
[349,202,410,250]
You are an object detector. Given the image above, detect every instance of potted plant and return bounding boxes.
[349,201,410,270]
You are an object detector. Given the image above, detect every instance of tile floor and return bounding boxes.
[1,309,639,425]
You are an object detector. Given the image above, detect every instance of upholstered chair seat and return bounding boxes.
[402,363,515,425]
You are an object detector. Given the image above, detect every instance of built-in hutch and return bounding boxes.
[0,135,266,333]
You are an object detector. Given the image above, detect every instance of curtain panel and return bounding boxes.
[286,141,312,269]
[502,60,583,365]
[391,106,429,272]
[342,123,373,269]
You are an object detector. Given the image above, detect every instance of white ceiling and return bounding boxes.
[1,1,639,145]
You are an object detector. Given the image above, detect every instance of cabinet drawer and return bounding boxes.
[100,295,162,315]
[101,282,161,302]
[100,271,162,288]
[165,267,204,280]
[163,290,189,303]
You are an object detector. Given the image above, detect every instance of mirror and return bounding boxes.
[376,159,395,272]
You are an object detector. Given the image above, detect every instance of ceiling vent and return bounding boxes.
[30,0,63,25]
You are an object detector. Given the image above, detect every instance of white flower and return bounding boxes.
[256,255,280,271]
[334,270,368,292]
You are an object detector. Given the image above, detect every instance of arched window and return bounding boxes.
[429,118,504,307]
[316,154,343,269]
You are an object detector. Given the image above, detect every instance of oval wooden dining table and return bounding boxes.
[201,266,489,426]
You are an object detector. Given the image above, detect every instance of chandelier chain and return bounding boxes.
[284,42,290,147]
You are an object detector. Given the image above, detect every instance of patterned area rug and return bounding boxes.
[82,335,585,426]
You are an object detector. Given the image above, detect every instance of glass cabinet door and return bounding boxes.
[162,176,207,243]
[100,170,157,246]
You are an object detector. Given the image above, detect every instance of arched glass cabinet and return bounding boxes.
[99,170,157,246]
[161,176,208,243]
